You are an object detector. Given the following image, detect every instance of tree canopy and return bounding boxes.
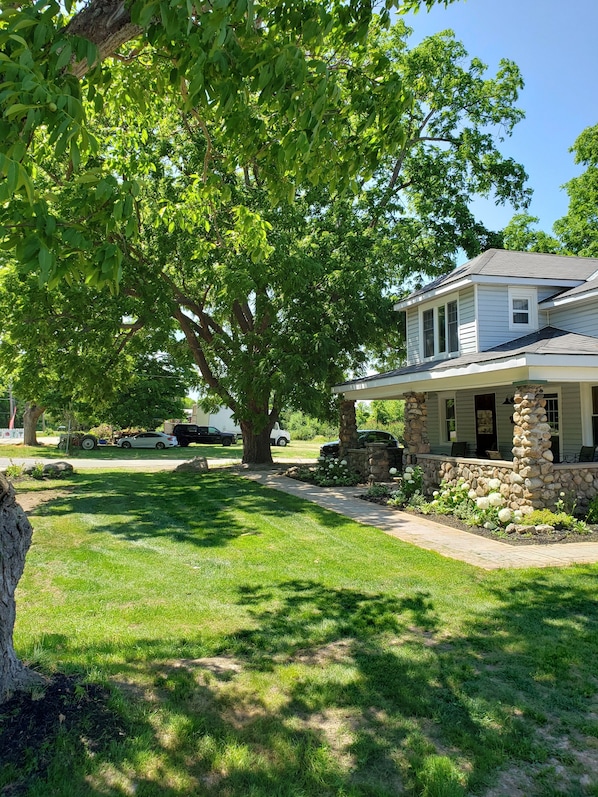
[1,3,531,463]
[503,124,598,258]
[0,0,457,287]
[32,20,528,462]
[0,257,195,441]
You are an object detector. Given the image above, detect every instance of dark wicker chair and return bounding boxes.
[578,445,597,463]
[450,442,467,457]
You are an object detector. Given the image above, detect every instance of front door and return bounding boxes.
[474,393,497,457]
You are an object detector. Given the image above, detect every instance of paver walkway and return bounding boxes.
[245,472,598,570]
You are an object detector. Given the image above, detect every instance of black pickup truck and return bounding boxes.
[172,424,237,447]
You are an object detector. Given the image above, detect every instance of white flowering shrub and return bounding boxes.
[311,457,361,486]
[387,465,424,508]
[419,477,512,530]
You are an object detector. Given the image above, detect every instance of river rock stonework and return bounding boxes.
[338,400,358,461]
[511,385,556,510]
[403,392,430,463]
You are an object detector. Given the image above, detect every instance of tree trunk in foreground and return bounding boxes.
[23,404,44,447]
[0,475,46,703]
[241,423,273,465]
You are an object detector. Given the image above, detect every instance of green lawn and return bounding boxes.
[5,470,598,796]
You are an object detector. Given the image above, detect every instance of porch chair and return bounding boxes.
[578,445,597,463]
[450,441,467,457]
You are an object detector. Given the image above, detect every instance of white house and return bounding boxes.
[333,249,598,510]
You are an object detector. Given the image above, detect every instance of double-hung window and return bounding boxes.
[421,300,459,359]
[508,288,537,332]
[423,309,435,358]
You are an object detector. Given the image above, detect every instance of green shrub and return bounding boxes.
[366,483,393,498]
[31,461,45,480]
[4,461,24,479]
[586,495,598,524]
[387,465,424,507]
[520,509,585,531]
[302,458,361,487]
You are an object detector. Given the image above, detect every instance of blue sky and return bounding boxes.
[403,0,598,236]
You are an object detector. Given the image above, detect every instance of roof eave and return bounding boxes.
[334,353,598,398]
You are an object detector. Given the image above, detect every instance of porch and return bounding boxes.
[336,381,598,511]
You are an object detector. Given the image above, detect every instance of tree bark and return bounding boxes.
[241,422,273,465]
[64,0,143,78]
[0,475,46,703]
[22,404,44,447]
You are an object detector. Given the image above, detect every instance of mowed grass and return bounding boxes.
[6,470,598,797]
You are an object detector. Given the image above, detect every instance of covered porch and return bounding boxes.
[334,346,598,511]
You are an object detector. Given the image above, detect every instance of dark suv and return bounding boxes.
[172,424,237,447]
[319,430,400,458]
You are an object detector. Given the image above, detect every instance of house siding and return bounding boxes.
[558,383,583,461]
[406,308,420,365]
[458,287,477,353]
[476,286,513,350]
[427,392,440,448]
[548,302,598,339]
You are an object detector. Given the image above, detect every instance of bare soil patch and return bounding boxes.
[13,489,72,514]
[0,674,125,794]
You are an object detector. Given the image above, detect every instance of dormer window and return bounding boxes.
[508,287,537,332]
[421,300,459,359]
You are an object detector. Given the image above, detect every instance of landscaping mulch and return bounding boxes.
[358,493,598,546]
[0,674,126,794]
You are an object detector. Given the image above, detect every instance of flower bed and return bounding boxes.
[285,457,362,487]
[359,468,598,546]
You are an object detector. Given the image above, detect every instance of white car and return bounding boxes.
[116,432,178,450]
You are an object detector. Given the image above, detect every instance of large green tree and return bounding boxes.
[503,125,598,257]
[0,259,194,443]
[0,0,454,289]
[78,23,528,462]
[1,21,530,464]
[553,125,598,257]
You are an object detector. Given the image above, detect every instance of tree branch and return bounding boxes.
[64,0,143,78]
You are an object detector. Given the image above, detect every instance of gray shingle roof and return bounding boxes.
[337,327,598,389]
[405,249,598,301]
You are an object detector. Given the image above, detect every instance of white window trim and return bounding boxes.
[508,287,538,332]
[419,298,460,361]
[439,392,457,443]
[543,390,561,438]
[581,384,596,445]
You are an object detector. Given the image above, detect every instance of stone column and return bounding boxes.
[511,384,556,510]
[366,442,390,483]
[403,392,430,463]
[338,399,358,460]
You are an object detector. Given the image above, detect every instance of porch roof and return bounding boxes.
[334,327,598,400]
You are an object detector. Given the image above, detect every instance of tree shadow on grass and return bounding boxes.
[28,470,353,549]
[10,569,598,796]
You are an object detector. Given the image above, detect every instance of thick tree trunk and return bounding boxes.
[0,475,45,703]
[241,423,273,465]
[22,404,44,447]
